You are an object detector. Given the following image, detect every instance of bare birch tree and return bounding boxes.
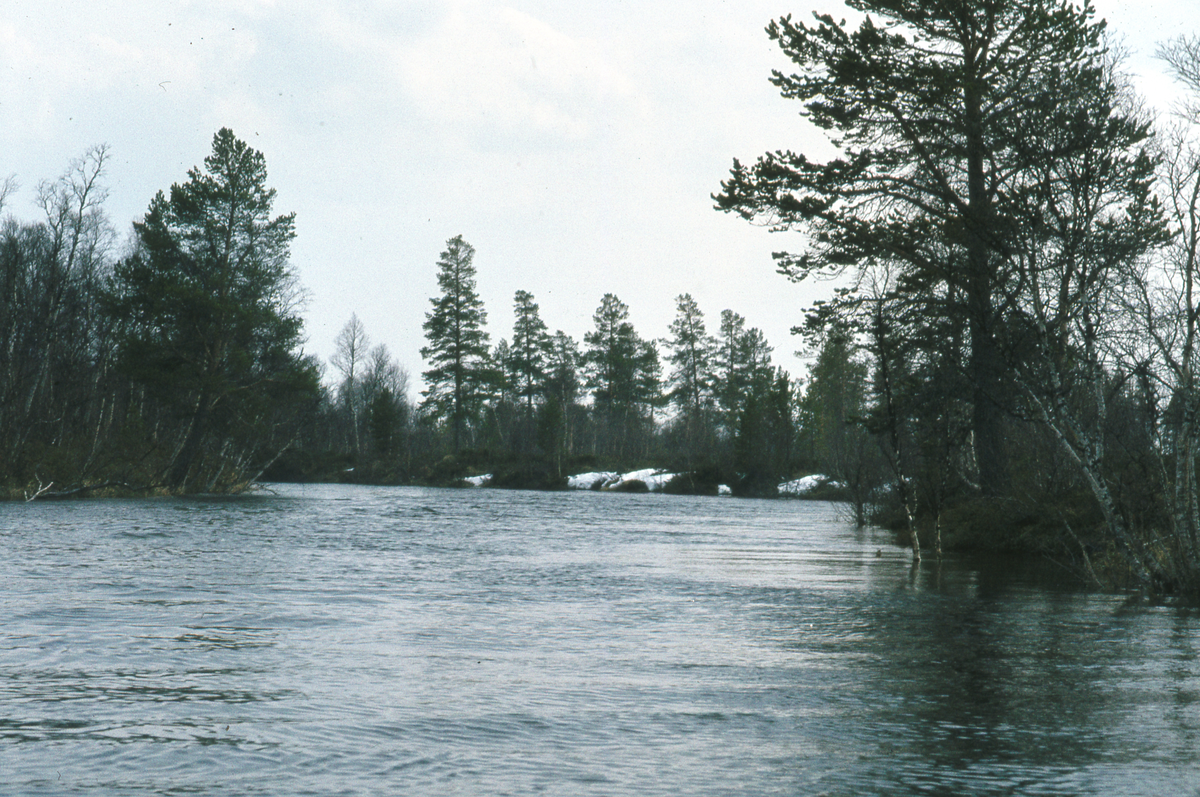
[331,313,370,454]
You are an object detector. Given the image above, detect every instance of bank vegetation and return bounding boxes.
[10,3,1200,597]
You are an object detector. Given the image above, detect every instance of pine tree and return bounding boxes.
[582,294,660,458]
[107,128,318,491]
[583,293,640,418]
[797,323,881,525]
[538,330,581,470]
[715,0,1140,496]
[714,309,747,439]
[420,235,492,452]
[510,290,551,417]
[664,293,716,459]
[713,310,772,443]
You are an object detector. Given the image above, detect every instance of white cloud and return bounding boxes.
[392,2,637,144]
[3,0,1194,392]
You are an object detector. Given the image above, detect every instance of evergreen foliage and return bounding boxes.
[420,235,494,452]
[510,290,551,415]
[11,6,1200,596]
[664,293,716,460]
[714,0,1144,497]
[106,128,318,492]
[582,294,661,459]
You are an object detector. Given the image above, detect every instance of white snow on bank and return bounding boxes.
[566,471,620,490]
[469,470,832,495]
[619,468,679,491]
[777,474,841,495]
[566,469,680,491]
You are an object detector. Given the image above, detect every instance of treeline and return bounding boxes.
[1,130,318,498]
[715,4,1200,595]
[284,233,809,496]
[0,134,821,500]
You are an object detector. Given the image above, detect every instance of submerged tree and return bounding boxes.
[107,128,318,491]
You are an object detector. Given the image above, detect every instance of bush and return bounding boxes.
[663,471,719,496]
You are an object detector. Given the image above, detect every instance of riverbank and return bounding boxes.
[451,467,845,500]
[9,454,1113,588]
[258,448,847,500]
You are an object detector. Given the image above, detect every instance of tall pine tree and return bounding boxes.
[420,235,492,452]
[107,128,317,492]
[510,289,551,417]
[582,294,660,458]
[664,293,716,460]
[715,0,1138,496]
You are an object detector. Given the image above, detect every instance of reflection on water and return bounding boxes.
[1,484,1198,796]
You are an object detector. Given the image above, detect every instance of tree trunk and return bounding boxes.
[964,57,1011,498]
[167,394,212,491]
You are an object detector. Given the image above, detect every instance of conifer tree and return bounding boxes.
[420,235,492,452]
[664,293,716,458]
[510,289,551,417]
[107,128,317,491]
[714,309,747,439]
[583,293,660,458]
[715,0,1144,496]
[538,330,581,470]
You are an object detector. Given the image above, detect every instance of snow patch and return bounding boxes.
[566,469,680,492]
[462,474,492,487]
[567,471,620,490]
[618,468,678,491]
[777,474,840,495]
[717,484,732,496]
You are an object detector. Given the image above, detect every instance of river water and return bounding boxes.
[2,483,1199,796]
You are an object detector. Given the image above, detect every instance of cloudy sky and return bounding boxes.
[1,0,1194,392]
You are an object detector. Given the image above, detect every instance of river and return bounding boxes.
[1,483,1198,795]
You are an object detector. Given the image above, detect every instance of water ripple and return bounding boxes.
[2,485,1199,795]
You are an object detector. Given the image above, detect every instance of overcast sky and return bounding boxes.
[1,0,1194,393]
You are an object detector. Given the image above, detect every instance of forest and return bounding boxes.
[7,2,1200,595]
[0,128,808,503]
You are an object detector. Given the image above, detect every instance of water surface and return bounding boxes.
[2,484,1198,795]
